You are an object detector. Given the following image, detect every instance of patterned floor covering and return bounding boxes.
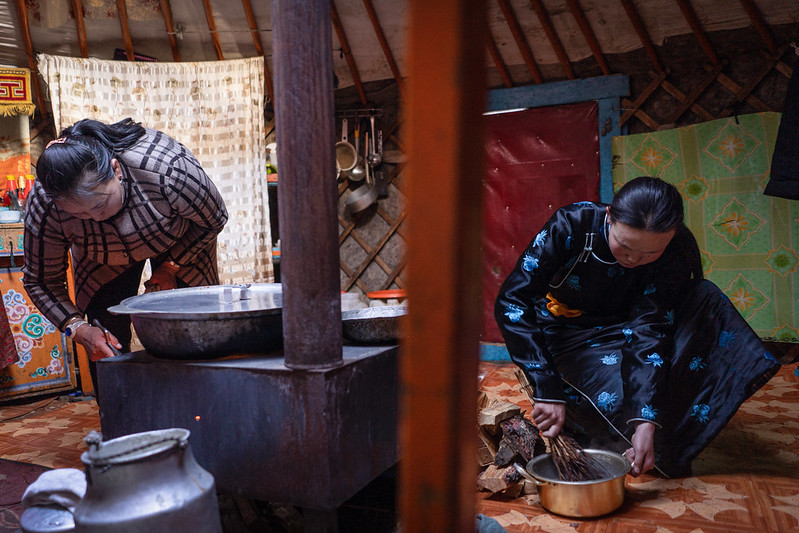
[477,362,799,532]
[1,363,798,532]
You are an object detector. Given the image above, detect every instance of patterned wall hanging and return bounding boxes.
[613,112,798,343]
[0,68,35,117]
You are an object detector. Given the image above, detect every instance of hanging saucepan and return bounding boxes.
[513,449,630,518]
[335,118,357,180]
[345,131,378,213]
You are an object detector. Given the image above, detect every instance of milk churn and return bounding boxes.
[72,428,221,533]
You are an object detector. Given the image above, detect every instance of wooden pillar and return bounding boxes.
[271,0,342,369]
[401,0,487,530]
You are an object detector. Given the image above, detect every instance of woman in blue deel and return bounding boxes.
[495,176,780,478]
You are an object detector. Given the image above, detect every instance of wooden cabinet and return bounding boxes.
[0,223,79,400]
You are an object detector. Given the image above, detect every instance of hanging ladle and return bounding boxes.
[335,118,357,180]
[367,115,382,167]
[348,119,366,182]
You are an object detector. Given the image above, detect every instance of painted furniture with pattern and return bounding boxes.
[0,222,24,258]
[0,267,77,399]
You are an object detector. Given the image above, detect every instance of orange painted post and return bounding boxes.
[401,0,487,530]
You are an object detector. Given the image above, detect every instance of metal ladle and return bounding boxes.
[348,119,366,182]
[367,115,382,167]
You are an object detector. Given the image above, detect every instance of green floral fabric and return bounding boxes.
[612,112,798,343]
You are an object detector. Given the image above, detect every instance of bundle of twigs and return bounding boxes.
[513,367,606,482]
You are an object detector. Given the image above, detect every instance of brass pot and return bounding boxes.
[514,449,630,518]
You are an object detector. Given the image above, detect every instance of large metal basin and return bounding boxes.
[108,284,283,359]
[341,305,407,344]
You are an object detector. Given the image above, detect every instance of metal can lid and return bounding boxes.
[81,428,190,467]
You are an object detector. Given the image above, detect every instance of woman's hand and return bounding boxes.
[73,324,122,361]
[531,401,566,438]
[625,422,656,477]
[144,263,179,293]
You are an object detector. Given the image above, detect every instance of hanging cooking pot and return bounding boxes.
[73,428,221,532]
[335,118,357,178]
[513,449,630,518]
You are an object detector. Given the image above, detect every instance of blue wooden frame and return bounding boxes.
[481,75,630,362]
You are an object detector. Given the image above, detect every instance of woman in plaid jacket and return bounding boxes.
[24,118,228,391]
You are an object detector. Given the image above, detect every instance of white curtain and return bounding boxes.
[36,54,273,284]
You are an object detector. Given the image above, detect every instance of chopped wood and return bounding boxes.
[477,440,495,468]
[477,464,522,494]
[493,414,543,467]
[478,398,521,433]
[477,426,498,467]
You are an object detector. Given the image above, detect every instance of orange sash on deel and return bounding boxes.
[545,292,582,317]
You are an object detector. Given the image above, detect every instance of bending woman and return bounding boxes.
[495,176,779,477]
[24,118,228,393]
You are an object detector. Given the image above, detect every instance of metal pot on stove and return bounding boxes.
[107,283,283,359]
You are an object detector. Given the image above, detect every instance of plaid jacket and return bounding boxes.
[23,128,228,330]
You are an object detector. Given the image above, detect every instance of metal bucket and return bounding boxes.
[73,429,221,533]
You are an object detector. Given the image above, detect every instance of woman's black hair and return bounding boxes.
[610,176,703,279]
[608,176,684,232]
[36,118,146,199]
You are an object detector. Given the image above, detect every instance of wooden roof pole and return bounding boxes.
[738,0,777,54]
[675,0,719,65]
[240,0,274,104]
[564,0,610,75]
[496,0,543,83]
[619,0,664,74]
[71,0,89,58]
[202,0,225,60]
[401,0,486,529]
[159,0,181,61]
[487,31,514,88]
[115,0,135,61]
[528,0,574,79]
[12,0,48,119]
[331,1,368,105]
[362,0,406,100]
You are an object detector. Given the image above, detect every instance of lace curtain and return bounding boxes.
[37,54,273,284]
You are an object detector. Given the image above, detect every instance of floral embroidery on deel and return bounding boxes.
[504,304,524,323]
[641,404,658,420]
[597,391,618,412]
[689,356,706,371]
[601,353,619,365]
[645,353,663,367]
[644,283,656,295]
[524,362,543,371]
[522,252,539,272]
[622,328,633,343]
[691,403,710,424]
[533,229,548,248]
[665,309,674,325]
[565,275,582,291]
[719,330,736,347]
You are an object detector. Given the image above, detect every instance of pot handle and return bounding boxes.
[513,463,547,486]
